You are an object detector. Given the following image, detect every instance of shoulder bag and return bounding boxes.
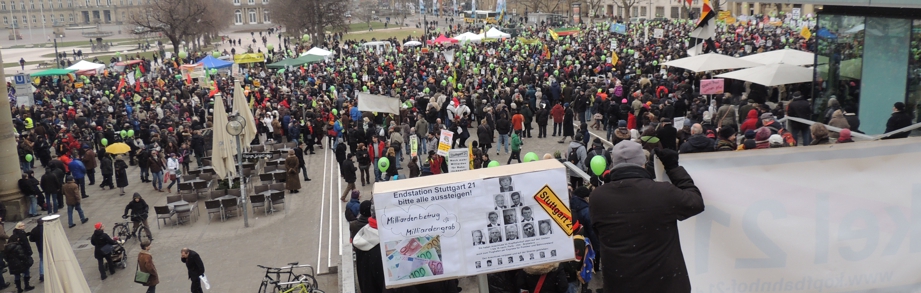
[134,263,151,284]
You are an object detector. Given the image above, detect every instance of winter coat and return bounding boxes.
[90,229,117,259]
[4,230,33,274]
[566,141,587,171]
[739,109,760,134]
[477,125,492,149]
[536,108,550,126]
[656,124,678,151]
[844,113,860,132]
[589,164,704,293]
[563,108,575,136]
[69,159,87,179]
[884,111,913,139]
[285,156,301,190]
[63,181,81,205]
[550,104,564,123]
[354,221,387,293]
[786,97,812,129]
[408,160,420,178]
[182,250,205,280]
[715,104,737,128]
[40,172,61,195]
[341,160,357,183]
[115,159,129,187]
[515,263,569,293]
[100,156,113,175]
[124,198,150,220]
[137,250,160,286]
[82,150,97,170]
[679,134,715,154]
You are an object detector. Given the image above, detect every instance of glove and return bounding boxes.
[122,214,129,219]
[656,148,680,171]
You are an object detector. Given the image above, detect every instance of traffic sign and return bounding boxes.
[13,74,33,107]
[13,74,28,85]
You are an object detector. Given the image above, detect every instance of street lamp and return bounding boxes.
[226,113,250,228]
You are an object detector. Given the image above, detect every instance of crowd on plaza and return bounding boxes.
[4,9,919,293]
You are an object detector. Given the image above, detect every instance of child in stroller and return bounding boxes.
[107,238,129,270]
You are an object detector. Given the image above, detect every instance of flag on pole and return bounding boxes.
[185,73,192,85]
[611,51,619,65]
[135,80,141,92]
[548,29,559,41]
[800,26,812,39]
[209,81,220,97]
[695,0,714,28]
[134,67,142,80]
[116,77,126,92]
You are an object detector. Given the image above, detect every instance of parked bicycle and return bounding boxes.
[257,262,317,293]
[112,214,152,244]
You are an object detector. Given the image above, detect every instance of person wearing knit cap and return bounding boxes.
[754,127,772,149]
[349,201,373,241]
[90,221,118,280]
[589,142,703,293]
[123,193,153,240]
[810,123,832,145]
[353,201,386,293]
[837,128,854,143]
[716,126,737,151]
[884,102,913,139]
[345,190,361,222]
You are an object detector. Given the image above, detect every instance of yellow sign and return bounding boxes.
[233,53,266,64]
[436,129,453,157]
[517,37,541,45]
[725,16,737,25]
[800,26,812,40]
[73,82,84,88]
[532,185,573,236]
[717,11,731,21]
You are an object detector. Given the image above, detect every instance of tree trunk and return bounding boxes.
[169,36,181,55]
[622,2,632,20]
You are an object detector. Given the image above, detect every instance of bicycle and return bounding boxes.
[280,282,324,293]
[112,215,152,244]
[257,262,317,293]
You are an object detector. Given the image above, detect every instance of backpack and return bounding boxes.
[567,146,581,164]
[777,128,797,146]
[511,134,521,152]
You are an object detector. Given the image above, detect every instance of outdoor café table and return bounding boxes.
[167,200,193,224]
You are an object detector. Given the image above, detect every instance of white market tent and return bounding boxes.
[663,53,762,72]
[403,41,423,47]
[453,32,484,43]
[66,60,105,74]
[714,63,814,87]
[301,47,334,57]
[739,48,815,66]
[485,27,511,39]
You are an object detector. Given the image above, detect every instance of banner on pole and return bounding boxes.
[447,149,470,173]
[233,53,266,64]
[672,139,921,292]
[372,160,575,288]
[699,79,724,95]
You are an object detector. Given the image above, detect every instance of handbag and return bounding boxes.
[101,244,114,255]
[134,263,150,284]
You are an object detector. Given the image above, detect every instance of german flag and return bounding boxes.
[695,0,714,29]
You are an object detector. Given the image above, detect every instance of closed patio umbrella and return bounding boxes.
[43,215,91,293]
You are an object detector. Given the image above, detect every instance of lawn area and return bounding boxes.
[7,37,137,49]
[344,29,422,42]
[3,50,158,69]
[342,22,388,32]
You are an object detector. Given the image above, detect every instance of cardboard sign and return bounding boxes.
[700,79,724,95]
[447,148,470,173]
[654,29,664,39]
[410,135,419,157]
[437,130,454,156]
[532,185,573,236]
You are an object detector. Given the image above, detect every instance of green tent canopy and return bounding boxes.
[266,54,325,69]
[31,68,76,77]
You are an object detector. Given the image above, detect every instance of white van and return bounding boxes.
[361,41,392,53]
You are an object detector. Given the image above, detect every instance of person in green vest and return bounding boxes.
[506,132,522,164]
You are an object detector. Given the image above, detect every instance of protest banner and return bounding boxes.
[447,149,470,173]
[437,130,454,156]
[233,53,266,64]
[373,160,575,288]
[654,28,665,39]
[410,135,419,157]
[669,138,921,292]
[611,23,627,34]
[700,79,725,95]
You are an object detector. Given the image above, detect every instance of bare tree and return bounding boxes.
[270,0,347,45]
[127,0,231,55]
[585,0,605,22]
[520,0,554,15]
[619,0,640,20]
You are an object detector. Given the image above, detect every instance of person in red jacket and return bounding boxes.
[550,103,564,136]
[739,109,760,134]
[367,136,386,182]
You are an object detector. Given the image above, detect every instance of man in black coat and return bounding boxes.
[786,92,812,145]
[884,102,913,139]
[590,141,703,293]
[40,168,61,215]
[181,248,206,293]
[90,223,117,280]
[294,142,311,181]
[656,118,678,151]
[340,153,357,202]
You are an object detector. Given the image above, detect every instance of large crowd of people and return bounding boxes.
[5,12,917,293]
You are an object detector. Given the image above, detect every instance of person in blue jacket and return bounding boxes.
[68,152,88,199]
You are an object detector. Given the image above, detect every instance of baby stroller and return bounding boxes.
[108,239,129,270]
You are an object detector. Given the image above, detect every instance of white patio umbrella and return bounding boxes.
[43,215,91,293]
[715,63,814,87]
[739,48,816,66]
[663,53,762,72]
[453,32,483,43]
[231,81,258,149]
[403,41,423,47]
[210,93,237,179]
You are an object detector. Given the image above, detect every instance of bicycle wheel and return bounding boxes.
[136,225,153,243]
[112,224,130,241]
[292,275,318,290]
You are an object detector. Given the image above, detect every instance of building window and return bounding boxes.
[95,0,99,6]
[68,13,72,21]
[640,6,646,17]
[1,2,5,10]
[67,0,71,7]
[263,10,269,23]
[58,0,62,8]
[19,1,23,10]
[2,16,6,24]
[262,0,267,3]
[106,0,110,5]
[233,0,239,5]
[247,0,253,5]
[234,9,241,24]
[58,13,62,22]
[248,8,255,23]
[29,0,33,9]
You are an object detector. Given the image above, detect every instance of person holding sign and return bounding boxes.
[590,141,703,293]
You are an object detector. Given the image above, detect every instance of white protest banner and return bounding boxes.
[410,135,419,157]
[672,138,921,293]
[373,160,575,288]
[437,130,454,156]
[447,149,470,173]
[700,79,725,95]
[654,28,665,39]
[673,117,686,130]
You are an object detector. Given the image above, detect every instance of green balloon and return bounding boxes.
[178,51,188,59]
[128,130,135,137]
[487,160,500,168]
[25,154,33,162]
[302,34,310,42]
[120,130,127,138]
[378,157,390,173]
[101,138,108,146]
[523,152,539,163]
[590,155,607,176]
[363,86,368,92]
[332,109,338,116]
[212,51,220,58]
[267,44,274,51]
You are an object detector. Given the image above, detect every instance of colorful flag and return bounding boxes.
[209,81,220,97]
[695,0,714,28]
[116,77,126,92]
[611,51,619,65]
[800,26,812,39]
[548,29,559,41]
[552,27,580,36]
[134,67,142,80]
[185,73,192,85]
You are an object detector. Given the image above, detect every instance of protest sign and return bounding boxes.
[700,79,725,95]
[671,138,921,292]
[654,29,665,39]
[437,130,454,156]
[447,149,470,173]
[233,53,266,64]
[611,23,627,35]
[410,135,419,157]
[373,160,575,288]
